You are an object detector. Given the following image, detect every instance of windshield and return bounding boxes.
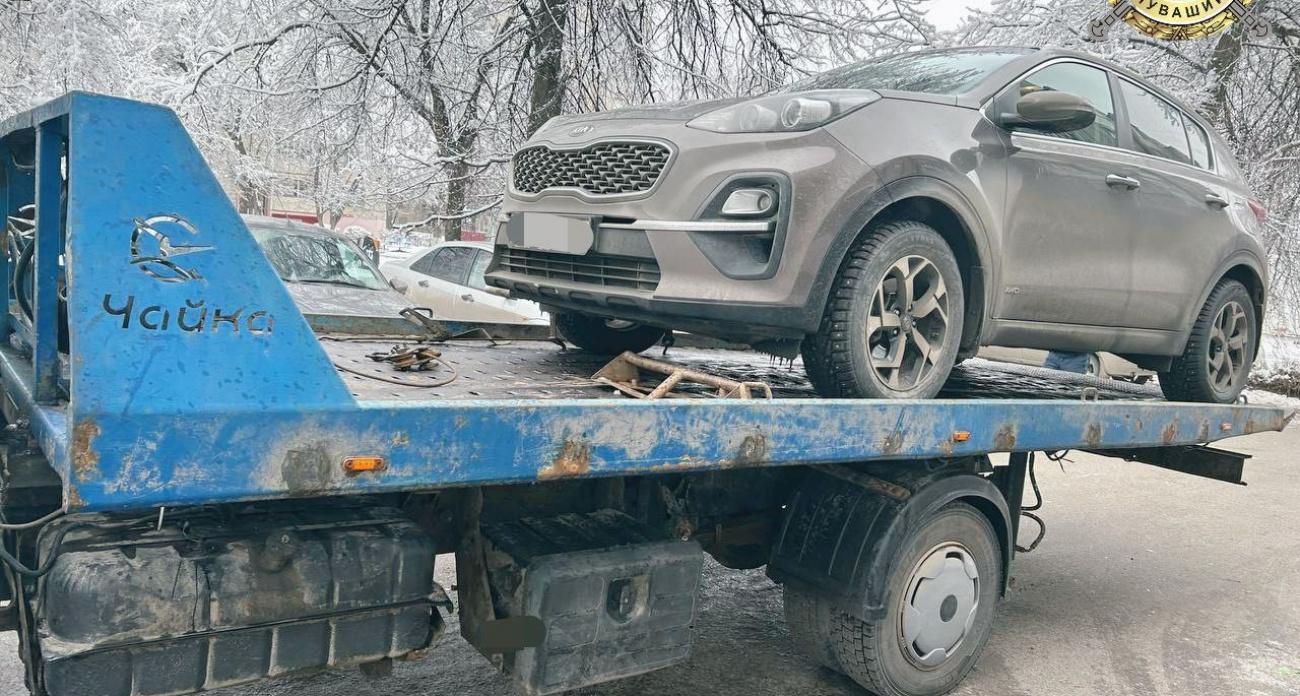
[249,226,389,291]
[778,49,1030,96]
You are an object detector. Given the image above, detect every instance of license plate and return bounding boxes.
[505,213,595,255]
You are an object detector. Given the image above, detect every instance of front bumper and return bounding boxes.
[485,120,878,340]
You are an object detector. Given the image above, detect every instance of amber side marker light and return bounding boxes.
[344,456,388,474]
[952,431,972,443]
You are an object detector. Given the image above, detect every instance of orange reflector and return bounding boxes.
[952,431,971,443]
[1221,422,1232,432]
[344,456,388,473]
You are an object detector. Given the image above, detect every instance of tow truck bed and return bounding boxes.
[1,91,1292,696]
[325,338,1165,402]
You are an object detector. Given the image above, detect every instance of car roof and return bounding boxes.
[241,214,345,240]
[434,240,493,251]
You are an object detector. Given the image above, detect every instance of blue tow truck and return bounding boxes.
[0,93,1288,696]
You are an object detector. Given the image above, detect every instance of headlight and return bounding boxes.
[687,90,881,133]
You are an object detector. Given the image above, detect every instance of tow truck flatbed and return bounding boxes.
[0,92,1289,696]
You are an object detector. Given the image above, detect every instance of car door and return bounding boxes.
[990,60,1141,330]
[458,248,546,323]
[1113,79,1239,332]
[404,247,476,319]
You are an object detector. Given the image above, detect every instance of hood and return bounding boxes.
[283,282,414,319]
[543,97,746,128]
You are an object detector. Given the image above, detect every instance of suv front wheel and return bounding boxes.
[804,220,964,399]
[553,311,667,355]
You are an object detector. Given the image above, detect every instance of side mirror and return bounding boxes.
[389,278,409,294]
[1001,90,1096,133]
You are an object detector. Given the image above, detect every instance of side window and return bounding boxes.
[1185,116,1214,170]
[1000,62,1118,147]
[466,250,492,291]
[410,249,441,276]
[424,247,474,284]
[1118,80,1193,165]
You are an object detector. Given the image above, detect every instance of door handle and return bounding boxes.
[461,294,475,302]
[418,280,429,287]
[1106,174,1141,190]
[1205,193,1230,210]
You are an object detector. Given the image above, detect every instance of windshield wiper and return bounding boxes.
[291,278,377,290]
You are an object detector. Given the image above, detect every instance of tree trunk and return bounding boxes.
[441,160,469,241]
[527,0,569,136]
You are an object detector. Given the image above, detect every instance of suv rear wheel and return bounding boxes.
[1159,278,1256,403]
[553,311,666,355]
[804,220,964,399]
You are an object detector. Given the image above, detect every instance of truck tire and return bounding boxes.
[554,311,666,355]
[1159,279,1256,403]
[829,502,1000,696]
[804,220,964,399]
[782,585,841,672]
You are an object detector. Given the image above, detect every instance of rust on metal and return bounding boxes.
[733,434,768,466]
[1243,417,1261,435]
[993,424,1017,451]
[1198,419,1211,442]
[813,464,911,501]
[71,420,102,482]
[539,440,591,479]
[1083,423,1103,448]
[1162,420,1180,444]
[592,351,773,399]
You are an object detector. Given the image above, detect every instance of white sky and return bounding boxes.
[923,0,982,31]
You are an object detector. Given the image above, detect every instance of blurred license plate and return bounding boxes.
[506,213,595,255]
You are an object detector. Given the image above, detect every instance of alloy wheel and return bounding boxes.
[1207,300,1249,393]
[898,542,980,670]
[867,255,950,391]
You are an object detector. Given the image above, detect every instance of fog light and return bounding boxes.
[721,188,777,217]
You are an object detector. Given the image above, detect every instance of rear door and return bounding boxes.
[404,247,476,318]
[991,60,1140,327]
[1113,79,1240,331]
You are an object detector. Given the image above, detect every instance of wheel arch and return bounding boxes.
[767,462,1013,620]
[1184,254,1267,358]
[812,176,997,358]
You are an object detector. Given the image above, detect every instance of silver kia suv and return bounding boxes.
[485,47,1268,404]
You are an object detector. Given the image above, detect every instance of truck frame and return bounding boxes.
[0,93,1288,696]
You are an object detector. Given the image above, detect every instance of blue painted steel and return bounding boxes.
[33,120,64,403]
[71,397,1285,511]
[0,93,1290,512]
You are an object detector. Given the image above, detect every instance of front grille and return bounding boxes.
[497,248,660,292]
[512,142,670,196]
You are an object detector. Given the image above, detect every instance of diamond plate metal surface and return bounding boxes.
[512,142,670,196]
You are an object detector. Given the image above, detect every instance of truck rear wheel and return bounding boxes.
[553,311,666,355]
[830,502,1000,696]
[782,585,841,672]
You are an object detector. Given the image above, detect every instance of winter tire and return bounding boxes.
[804,220,964,399]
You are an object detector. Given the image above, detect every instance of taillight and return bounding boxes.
[1248,199,1268,225]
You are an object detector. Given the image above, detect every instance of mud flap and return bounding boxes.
[766,460,1012,618]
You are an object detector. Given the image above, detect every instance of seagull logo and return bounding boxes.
[130,215,215,283]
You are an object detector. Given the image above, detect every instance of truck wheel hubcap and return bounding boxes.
[1208,300,1248,393]
[867,256,949,391]
[899,542,979,670]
